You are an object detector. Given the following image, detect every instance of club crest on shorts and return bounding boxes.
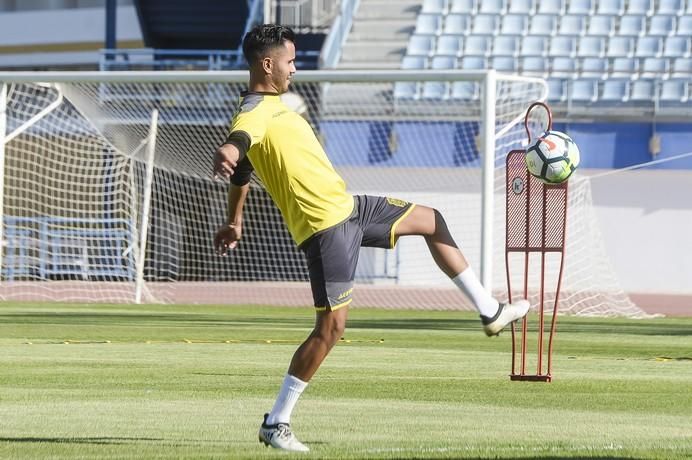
[386,197,408,207]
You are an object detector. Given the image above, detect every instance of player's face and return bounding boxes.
[269,41,296,94]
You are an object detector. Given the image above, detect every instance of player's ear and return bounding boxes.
[262,56,273,75]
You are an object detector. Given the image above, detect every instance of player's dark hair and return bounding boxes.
[242,24,296,66]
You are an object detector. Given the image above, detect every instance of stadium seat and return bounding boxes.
[500,15,528,36]
[394,81,419,99]
[508,0,535,15]
[551,57,576,78]
[521,56,548,77]
[617,15,645,37]
[607,37,635,58]
[491,56,517,71]
[416,14,443,35]
[610,57,639,78]
[492,36,519,57]
[421,0,449,14]
[658,0,685,16]
[451,81,480,99]
[449,0,477,14]
[678,16,692,36]
[569,79,598,102]
[662,36,691,58]
[577,36,606,57]
[648,15,676,37]
[568,0,594,15]
[528,15,557,36]
[422,56,456,99]
[436,35,463,56]
[558,15,587,36]
[407,35,436,57]
[625,0,654,16]
[464,36,491,56]
[401,56,427,69]
[537,0,566,15]
[596,0,624,16]
[546,78,567,102]
[659,79,689,102]
[430,55,457,69]
[635,37,663,58]
[549,36,576,58]
[586,15,616,37]
[460,56,487,69]
[478,0,506,14]
[443,14,470,35]
[671,57,692,78]
[629,79,656,101]
[600,79,630,102]
[640,57,669,78]
[580,57,608,79]
[520,36,548,56]
[471,14,500,36]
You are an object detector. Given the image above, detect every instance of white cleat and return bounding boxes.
[258,413,309,452]
[481,300,530,336]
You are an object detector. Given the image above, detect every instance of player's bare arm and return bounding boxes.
[214,183,249,255]
[213,143,240,179]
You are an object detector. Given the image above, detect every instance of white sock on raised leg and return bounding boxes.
[451,267,499,317]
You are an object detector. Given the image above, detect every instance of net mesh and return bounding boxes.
[0,72,648,317]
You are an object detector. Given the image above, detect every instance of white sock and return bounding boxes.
[266,374,308,425]
[451,267,499,317]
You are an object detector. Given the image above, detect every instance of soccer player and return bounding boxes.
[213,24,529,452]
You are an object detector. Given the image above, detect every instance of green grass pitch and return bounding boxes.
[0,302,690,459]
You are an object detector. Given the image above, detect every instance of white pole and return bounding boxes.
[0,84,7,280]
[480,70,497,294]
[135,109,158,304]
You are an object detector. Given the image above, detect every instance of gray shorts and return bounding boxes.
[300,195,415,311]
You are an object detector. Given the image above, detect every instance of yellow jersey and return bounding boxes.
[230,92,354,246]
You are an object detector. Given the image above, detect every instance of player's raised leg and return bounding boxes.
[393,205,529,336]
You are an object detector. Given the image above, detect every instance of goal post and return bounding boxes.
[0,70,649,317]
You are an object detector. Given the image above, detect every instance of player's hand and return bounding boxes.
[214,223,242,255]
[213,144,239,180]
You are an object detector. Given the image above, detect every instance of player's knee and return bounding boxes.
[315,312,346,345]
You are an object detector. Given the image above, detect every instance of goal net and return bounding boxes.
[0,71,648,317]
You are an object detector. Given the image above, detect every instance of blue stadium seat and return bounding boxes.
[464,36,491,56]
[607,37,635,58]
[658,0,684,16]
[662,36,691,58]
[640,57,668,78]
[401,56,427,69]
[460,56,487,69]
[520,36,548,56]
[671,57,692,78]
[610,57,639,78]
[501,15,528,36]
[416,14,443,35]
[597,0,624,15]
[635,37,663,58]
[587,15,616,36]
[546,78,567,102]
[451,82,480,100]
[407,35,436,57]
[558,15,587,36]
[443,14,471,35]
[686,0,692,14]
[580,57,608,78]
[421,0,449,14]
[521,56,548,77]
[659,79,689,102]
[471,14,500,35]
[549,36,576,58]
[630,79,656,101]
[568,0,594,15]
[528,15,557,36]
[422,56,456,99]
[678,16,692,36]
[508,0,535,15]
[618,15,646,37]
[577,36,606,57]
[436,35,463,56]
[449,0,477,14]
[649,15,676,37]
[491,56,517,71]
[430,55,457,69]
[600,79,630,102]
[394,81,419,99]
[551,56,576,78]
[569,79,598,102]
[478,0,506,15]
[626,0,654,16]
[492,36,519,57]
[537,0,566,15]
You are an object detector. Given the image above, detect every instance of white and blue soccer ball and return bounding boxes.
[524,130,580,184]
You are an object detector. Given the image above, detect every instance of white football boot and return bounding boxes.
[481,300,530,336]
[258,413,309,452]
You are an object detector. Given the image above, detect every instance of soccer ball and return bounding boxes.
[524,130,580,184]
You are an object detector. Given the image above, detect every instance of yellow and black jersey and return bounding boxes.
[228,92,354,246]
